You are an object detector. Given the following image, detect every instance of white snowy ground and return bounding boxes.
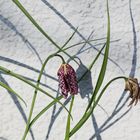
[0,0,140,140]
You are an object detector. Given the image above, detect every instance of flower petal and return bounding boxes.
[57,64,78,98]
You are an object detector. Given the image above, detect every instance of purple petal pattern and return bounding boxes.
[57,64,78,98]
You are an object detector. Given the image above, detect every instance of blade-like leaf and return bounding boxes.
[30,96,63,128]
[12,0,78,64]
[63,37,106,51]
[69,76,126,137]
[0,66,70,117]
[86,0,110,112]
[78,43,106,82]
[69,0,111,136]
[21,52,73,140]
[26,36,106,133]
[60,27,78,51]
[0,81,27,107]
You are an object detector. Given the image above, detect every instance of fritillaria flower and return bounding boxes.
[125,77,140,106]
[57,63,78,98]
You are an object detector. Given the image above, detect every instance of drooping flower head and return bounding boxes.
[125,77,140,106]
[57,63,78,98]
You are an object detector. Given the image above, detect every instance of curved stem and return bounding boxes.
[29,96,63,128]
[0,64,70,139]
[21,53,66,140]
[55,54,65,64]
[26,39,106,136]
[21,54,54,140]
[23,96,63,137]
[69,76,127,137]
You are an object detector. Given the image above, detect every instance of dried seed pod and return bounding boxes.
[57,64,78,98]
[125,77,140,106]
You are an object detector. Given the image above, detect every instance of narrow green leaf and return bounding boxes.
[11,0,58,48]
[63,38,106,51]
[24,96,65,138]
[21,51,74,140]
[60,27,78,51]
[69,76,126,137]
[12,0,78,65]
[86,0,110,112]
[93,76,127,107]
[0,81,27,107]
[78,43,106,82]
[0,66,70,116]
[69,0,111,136]
[25,35,106,133]
[30,96,63,128]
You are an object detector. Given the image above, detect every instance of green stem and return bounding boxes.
[30,96,63,128]
[65,96,75,140]
[0,66,70,118]
[55,54,65,64]
[1,24,77,139]
[21,53,66,140]
[69,0,111,136]
[78,43,106,82]
[63,38,106,52]
[21,91,37,140]
[25,39,106,135]
[61,27,78,51]
[69,76,127,137]
[64,44,105,140]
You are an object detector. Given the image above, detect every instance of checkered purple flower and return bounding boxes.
[57,64,78,98]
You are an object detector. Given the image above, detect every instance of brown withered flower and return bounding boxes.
[125,77,140,106]
[57,63,78,98]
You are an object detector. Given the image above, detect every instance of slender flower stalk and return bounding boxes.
[69,76,127,137]
[23,42,106,137]
[21,54,69,140]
